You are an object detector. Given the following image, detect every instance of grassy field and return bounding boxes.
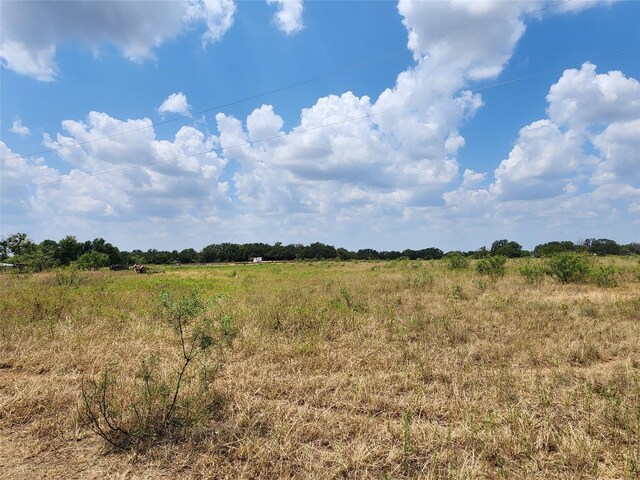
[1,258,639,479]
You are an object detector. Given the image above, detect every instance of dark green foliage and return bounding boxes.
[336,248,354,260]
[88,238,123,265]
[178,248,199,263]
[490,239,525,258]
[534,241,576,257]
[622,242,640,255]
[76,251,110,270]
[56,235,83,265]
[356,248,380,260]
[583,238,621,256]
[0,231,633,268]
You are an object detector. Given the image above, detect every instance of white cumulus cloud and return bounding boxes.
[185,0,237,46]
[0,0,236,81]
[491,120,586,200]
[158,92,192,116]
[592,119,640,185]
[2,0,635,250]
[267,0,304,34]
[10,117,31,136]
[10,111,231,245]
[547,62,640,130]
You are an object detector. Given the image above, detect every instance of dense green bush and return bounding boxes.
[590,264,618,287]
[546,252,590,284]
[445,252,469,270]
[476,256,507,278]
[519,261,546,284]
[76,251,110,270]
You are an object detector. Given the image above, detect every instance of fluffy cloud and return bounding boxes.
[267,0,304,34]
[491,120,586,200]
[547,62,640,130]
[1,142,60,226]
[195,1,638,243]
[10,117,31,136]
[461,169,486,187]
[592,119,640,185]
[487,62,639,204]
[185,0,236,46]
[2,1,636,250]
[398,0,529,81]
[442,59,638,240]
[218,86,466,218]
[158,92,191,116]
[2,113,230,242]
[0,0,236,81]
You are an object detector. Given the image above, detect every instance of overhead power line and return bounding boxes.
[2,47,638,194]
[3,0,575,162]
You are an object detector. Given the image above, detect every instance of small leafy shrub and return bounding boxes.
[590,264,618,287]
[80,290,235,450]
[546,252,590,284]
[519,261,546,285]
[476,255,506,278]
[475,278,489,292]
[450,285,468,300]
[445,252,469,270]
[334,286,367,312]
[53,266,82,287]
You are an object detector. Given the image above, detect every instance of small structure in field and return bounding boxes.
[251,257,263,263]
[132,263,146,274]
[1,263,26,271]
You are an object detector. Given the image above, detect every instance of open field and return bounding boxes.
[1,258,639,479]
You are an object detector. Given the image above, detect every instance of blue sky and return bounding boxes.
[1,0,639,252]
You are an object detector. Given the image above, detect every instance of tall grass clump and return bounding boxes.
[80,290,235,450]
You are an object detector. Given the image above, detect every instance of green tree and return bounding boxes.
[1,233,35,259]
[13,244,58,272]
[533,241,575,257]
[356,248,379,260]
[91,238,122,264]
[77,251,110,270]
[57,235,83,265]
[178,248,198,264]
[584,238,620,256]
[200,244,221,263]
[336,248,354,260]
[490,239,524,258]
[622,242,640,255]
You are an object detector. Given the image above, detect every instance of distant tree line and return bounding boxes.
[0,233,637,272]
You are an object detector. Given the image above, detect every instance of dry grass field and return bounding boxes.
[1,258,639,479]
